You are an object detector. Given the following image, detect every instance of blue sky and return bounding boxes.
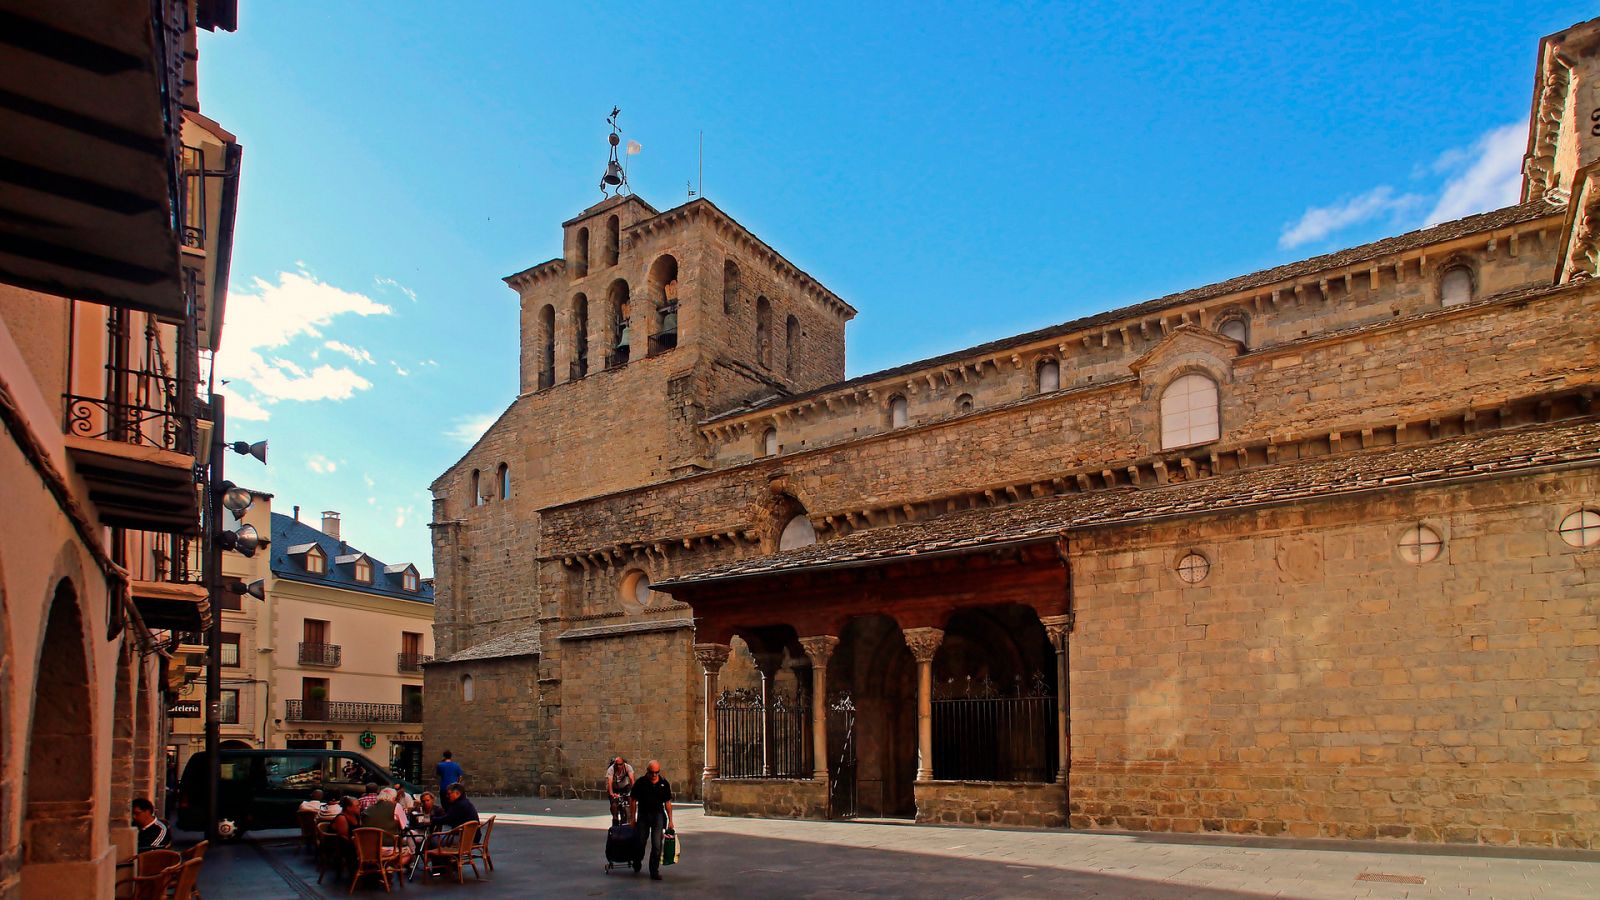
[198,2,1587,575]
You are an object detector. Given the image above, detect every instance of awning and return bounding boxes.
[66,435,199,534]
[131,578,209,632]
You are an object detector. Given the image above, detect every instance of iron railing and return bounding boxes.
[716,688,808,779]
[931,673,1057,783]
[64,312,196,453]
[299,642,342,667]
[397,653,433,674]
[181,143,206,248]
[286,700,423,724]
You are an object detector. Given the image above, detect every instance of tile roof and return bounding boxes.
[705,200,1562,424]
[269,513,434,604]
[657,417,1600,588]
[435,625,542,663]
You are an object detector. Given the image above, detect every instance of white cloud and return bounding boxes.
[215,267,393,418]
[1279,186,1422,249]
[393,505,414,529]
[363,473,376,489]
[446,412,498,446]
[225,393,272,421]
[325,341,375,365]
[375,276,418,303]
[1425,123,1526,225]
[306,453,337,475]
[391,361,411,377]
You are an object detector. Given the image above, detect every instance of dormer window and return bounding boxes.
[386,562,421,592]
[354,559,373,583]
[403,570,419,592]
[289,543,327,575]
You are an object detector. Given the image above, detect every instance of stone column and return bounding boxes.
[902,627,944,782]
[1041,614,1074,784]
[752,652,782,778]
[797,636,838,780]
[693,643,732,783]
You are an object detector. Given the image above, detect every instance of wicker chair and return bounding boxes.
[348,827,404,894]
[168,858,204,900]
[468,816,495,872]
[113,862,178,900]
[315,821,349,885]
[422,821,481,884]
[181,840,209,863]
[297,808,321,855]
[134,849,182,876]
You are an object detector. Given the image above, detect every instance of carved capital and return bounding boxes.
[1040,614,1075,647]
[692,643,732,675]
[901,627,944,664]
[797,635,839,669]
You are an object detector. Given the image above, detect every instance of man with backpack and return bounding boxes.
[605,756,634,824]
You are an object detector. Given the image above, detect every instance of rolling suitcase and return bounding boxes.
[604,821,644,873]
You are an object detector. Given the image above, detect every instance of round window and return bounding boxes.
[1558,509,1600,548]
[1398,524,1443,564]
[1176,552,1210,584]
[621,569,653,606]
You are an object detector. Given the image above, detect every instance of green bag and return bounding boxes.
[661,829,680,866]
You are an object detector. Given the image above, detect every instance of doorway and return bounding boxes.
[829,615,916,818]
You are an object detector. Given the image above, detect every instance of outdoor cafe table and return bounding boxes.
[405,823,436,881]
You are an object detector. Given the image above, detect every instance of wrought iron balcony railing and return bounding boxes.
[63,313,197,454]
[181,143,206,249]
[299,642,342,667]
[286,700,424,724]
[397,653,433,674]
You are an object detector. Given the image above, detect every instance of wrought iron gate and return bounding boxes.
[715,688,807,779]
[931,672,1057,783]
[827,691,857,818]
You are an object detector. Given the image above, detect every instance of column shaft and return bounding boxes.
[902,627,945,783]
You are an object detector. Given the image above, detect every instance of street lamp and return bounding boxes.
[203,394,267,843]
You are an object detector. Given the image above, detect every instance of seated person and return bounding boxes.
[330,795,364,841]
[428,783,479,846]
[299,789,328,815]
[605,756,634,823]
[131,798,171,851]
[393,782,416,812]
[414,792,437,822]
[357,782,381,811]
[361,788,413,865]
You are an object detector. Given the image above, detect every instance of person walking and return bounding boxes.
[435,750,463,791]
[627,760,674,881]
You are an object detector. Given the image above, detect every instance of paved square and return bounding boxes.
[196,798,1600,898]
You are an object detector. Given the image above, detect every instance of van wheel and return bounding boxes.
[217,818,244,841]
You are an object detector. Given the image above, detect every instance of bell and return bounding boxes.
[615,323,631,348]
[659,307,677,334]
[603,160,624,187]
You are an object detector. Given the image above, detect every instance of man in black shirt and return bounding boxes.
[627,760,674,880]
[131,798,171,850]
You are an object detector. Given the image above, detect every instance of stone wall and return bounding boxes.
[422,656,543,795]
[1067,468,1600,847]
[706,778,828,819]
[914,781,1068,828]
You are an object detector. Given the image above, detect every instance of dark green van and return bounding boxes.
[176,749,420,836]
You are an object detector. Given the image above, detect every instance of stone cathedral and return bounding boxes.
[423,18,1600,846]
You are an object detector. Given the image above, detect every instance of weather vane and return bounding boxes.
[600,107,628,197]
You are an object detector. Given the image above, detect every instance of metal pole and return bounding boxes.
[204,394,225,842]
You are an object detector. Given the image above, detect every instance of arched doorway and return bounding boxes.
[828,615,916,818]
[24,579,96,877]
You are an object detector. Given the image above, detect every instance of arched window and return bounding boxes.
[888,395,908,428]
[761,426,778,457]
[1037,359,1060,393]
[498,462,510,500]
[604,215,620,266]
[1160,373,1220,449]
[1216,313,1249,346]
[460,674,474,702]
[779,515,817,550]
[755,296,772,368]
[648,255,679,354]
[571,293,589,379]
[955,393,974,414]
[608,279,631,368]
[470,469,483,507]
[785,315,800,379]
[538,304,556,389]
[574,226,589,277]
[1440,265,1473,306]
[722,260,740,314]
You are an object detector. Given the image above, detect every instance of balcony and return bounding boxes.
[299,642,342,667]
[64,312,200,534]
[286,700,424,724]
[397,653,433,674]
[0,0,193,316]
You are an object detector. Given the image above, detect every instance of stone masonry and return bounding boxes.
[430,16,1600,845]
